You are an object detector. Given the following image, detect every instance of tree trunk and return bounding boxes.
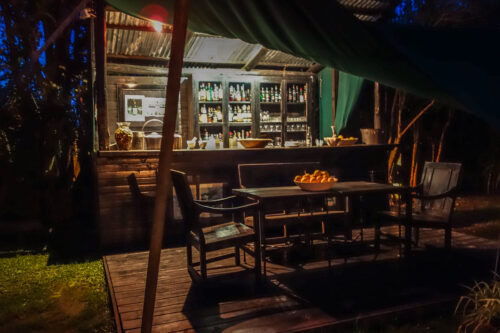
[410,122,420,187]
[435,110,453,162]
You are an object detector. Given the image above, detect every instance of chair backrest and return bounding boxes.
[420,162,462,216]
[238,162,321,188]
[127,173,142,201]
[170,169,197,231]
[127,173,153,224]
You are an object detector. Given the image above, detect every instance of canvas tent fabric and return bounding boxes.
[335,71,364,133]
[318,68,333,140]
[107,0,500,128]
[318,68,364,137]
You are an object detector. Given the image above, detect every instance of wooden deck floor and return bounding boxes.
[104,227,498,333]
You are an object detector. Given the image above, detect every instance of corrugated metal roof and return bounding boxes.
[105,0,394,68]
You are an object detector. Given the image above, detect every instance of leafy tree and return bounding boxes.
[0,1,93,238]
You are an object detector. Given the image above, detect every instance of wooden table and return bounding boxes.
[233,181,412,277]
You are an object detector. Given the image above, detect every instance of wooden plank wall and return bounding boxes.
[96,145,394,251]
[97,155,160,250]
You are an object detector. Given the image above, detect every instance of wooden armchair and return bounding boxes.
[375,162,462,250]
[171,169,260,282]
[127,173,155,242]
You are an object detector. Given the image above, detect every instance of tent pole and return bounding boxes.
[374,82,381,130]
[331,69,338,132]
[141,1,190,333]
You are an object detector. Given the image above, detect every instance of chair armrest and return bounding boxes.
[415,187,458,200]
[194,201,259,214]
[194,195,238,205]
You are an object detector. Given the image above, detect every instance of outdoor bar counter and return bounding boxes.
[96,144,395,250]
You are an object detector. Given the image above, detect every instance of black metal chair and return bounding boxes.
[171,169,260,282]
[375,162,462,250]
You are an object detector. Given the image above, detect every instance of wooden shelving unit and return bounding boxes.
[194,74,314,148]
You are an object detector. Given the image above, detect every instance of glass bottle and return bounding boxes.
[199,83,205,101]
[241,84,246,101]
[306,126,312,147]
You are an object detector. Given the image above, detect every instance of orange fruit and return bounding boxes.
[294,175,302,182]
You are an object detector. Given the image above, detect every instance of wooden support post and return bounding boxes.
[331,69,338,133]
[95,0,110,150]
[374,82,381,130]
[141,1,190,333]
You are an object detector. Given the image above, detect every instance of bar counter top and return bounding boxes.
[98,144,396,158]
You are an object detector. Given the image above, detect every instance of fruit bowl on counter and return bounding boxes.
[324,135,358,147]
[238,138,273,148]
[294,170,338,191]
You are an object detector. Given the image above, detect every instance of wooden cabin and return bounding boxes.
[95,7,395,251]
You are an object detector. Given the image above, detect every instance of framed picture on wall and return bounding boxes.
[118,84,181,131]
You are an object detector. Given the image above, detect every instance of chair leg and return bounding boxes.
[186,240,193,267]
[414,227,420,247]
[398,223,402,257]
[374,221,381,252]
[445,227,452,249]
[200,247,207,280]
[235,246,240,266]
[254,240,261,281]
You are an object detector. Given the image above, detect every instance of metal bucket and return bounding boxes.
[360,128,385,145]
[142,119,163,150]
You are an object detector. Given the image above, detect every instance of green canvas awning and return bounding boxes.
[107,0,500,128]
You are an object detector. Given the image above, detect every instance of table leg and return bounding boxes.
[404,190,412,257]
[344,195,352,241]
[256,203,265,278]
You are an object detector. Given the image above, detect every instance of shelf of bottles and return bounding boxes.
[228,82,253,147]
[197,81,224,144]
[259,83,282,136]
[198,81,224,124]
[228,82,252,124]
[285,83,309,146]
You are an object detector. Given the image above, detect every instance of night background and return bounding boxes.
[0,0,499,332]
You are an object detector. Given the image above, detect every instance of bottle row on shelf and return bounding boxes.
[198,82,223,102]
[287,116,307,122]
[260,123,308,133]
[200,106,306,126]
[229,104,251,123]
[229,129,251,139]
[199,105,223,123]
[287,85,306,103]
[201,130,223,141]
[229,84,251,102]
[198,82,307,104]
[260,85,281,103]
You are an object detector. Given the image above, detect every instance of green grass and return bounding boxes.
[0,252,115,333]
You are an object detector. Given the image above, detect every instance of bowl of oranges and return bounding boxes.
[324,135,358,147]
[294,170,338,191]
